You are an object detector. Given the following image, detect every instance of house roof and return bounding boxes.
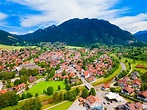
[138,91,147,98]
[102,83,110,88]
[86,95,99,105]
[126,102,142,110]
[123,86,134,93]
[0,89,7,94]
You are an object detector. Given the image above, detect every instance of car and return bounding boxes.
[103,102,106,104]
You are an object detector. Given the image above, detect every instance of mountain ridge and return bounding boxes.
[134,30,147,42]
[17,18,137,46]
[0,18,140,46]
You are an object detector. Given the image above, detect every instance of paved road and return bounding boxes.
[0,81,3,90]
[120,62,126,72]
[74,67,115,110]
[44,101,68,110]
[11,77,20,82]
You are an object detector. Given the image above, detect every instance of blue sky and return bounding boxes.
[0,0,147,34]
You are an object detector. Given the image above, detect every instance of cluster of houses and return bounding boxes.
[0,48,38,71]
[0,83,26,95]
[0,46,114,97]
[116,71,147,102]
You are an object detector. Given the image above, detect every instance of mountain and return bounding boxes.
[17,18,136,46]
[134,30,147,42]
[0,30,23,45]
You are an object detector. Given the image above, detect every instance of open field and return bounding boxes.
[65,46,82,49]
[47,101,73,110]
[0,44,36,50]
[132,60,147,73]
[92,64,122,86]
[25,81,65,96]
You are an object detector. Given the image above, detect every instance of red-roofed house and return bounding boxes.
[137,91,147,102]
[132,78,141,89]
[86,95,103,110]
[121,86,134,95]
[101,83,110,90]
[83,71,90,78]
[0,89,7,95]
[124,102,143,110]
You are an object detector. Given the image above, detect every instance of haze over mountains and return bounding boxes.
[134,30,147,42]
[0,18,144,46]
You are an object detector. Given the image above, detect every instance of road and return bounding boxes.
[73,62,126,110]
[74,66,115,110]
[44,101,68,110]
[120,62,126,72]
[0,81,3,90]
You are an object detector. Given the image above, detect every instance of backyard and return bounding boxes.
[25,81,66,96]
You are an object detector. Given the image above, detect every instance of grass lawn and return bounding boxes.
[65,46,82,49]
[47,101,73,110]
[25,81,65,96]
[132,60,147,73]
[0,44,36,50]
[92,63,122,86]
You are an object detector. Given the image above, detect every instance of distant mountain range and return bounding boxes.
[134,30,147,42]
[0,30,23,45]
[0,18,141,46]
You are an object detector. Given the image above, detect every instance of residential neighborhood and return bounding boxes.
[0,43,146,110]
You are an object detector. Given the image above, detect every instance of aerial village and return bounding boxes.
[0,43,146,110]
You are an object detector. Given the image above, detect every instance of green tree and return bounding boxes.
[89,88,96,96]
[65,84,71,90]
[53,92,60,102]
[14,79,22,86]
[35,93,39,97]
[0,91,19,109]
[75,87,80,95]
[58,85,61,91]
[21,93,26,100]
[46,86,54,95]
[26,92,33,98]
[141,72,147,82]
[62,70,66,76]
[21,98,42,110]
[20,74,28,84]
[19,68,28,75]
[81,88,89,98]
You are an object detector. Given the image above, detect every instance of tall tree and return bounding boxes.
[46,86,54,95]
[0,91,19,109]
[81,88,89,98]
[89,88,96,96]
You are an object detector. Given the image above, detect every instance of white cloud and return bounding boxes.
[0,12,8,26]
[9,31,18,34]
[10,0,122,27]
[0,12,7,20]
[9,0,147,33]
[110,13,147,33]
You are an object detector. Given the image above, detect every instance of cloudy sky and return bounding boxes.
[0,0,147,34]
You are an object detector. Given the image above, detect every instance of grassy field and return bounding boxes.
[92,63,122,86]
[0,44,36,50]
[48,101,73,110]
[132,60,147,73]
[65,46,82,49]
[25,81,65,96]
